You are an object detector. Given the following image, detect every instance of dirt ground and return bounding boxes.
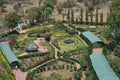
[0,0,110,23]
[41,69,74,79]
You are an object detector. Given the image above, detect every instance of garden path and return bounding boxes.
[49,41,58,59]
[93,48,103,54]
[81,71,86,80]
[33,38,48,53]
[13,69,27,80]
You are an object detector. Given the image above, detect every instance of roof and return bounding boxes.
[0,42,19,64]
[0,23,3,27]
[90,54,119,80]
[25,41,38,52]
[82,31,102,43]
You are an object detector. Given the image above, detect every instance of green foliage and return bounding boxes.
[0,51,15,80]
[3,12,20,30]
[0,71,15,80]
[52,39,60,49]
[66,28,78,35]
[63,0,75,8]
[67,9,70,22]
[7,34,17,40]
[80,7,83,23]
[63,39,74,44]
[95,7,99,24]
[0,0,5,7]
[101,26,112,40]
[85,8,89,24]
[71,9,74,23]
[114,45,120,57]
[44,7,53,15]
[110,58,120,77]
[42,0,55,9]
[108,11,120,29]
[100,12,103,25]
[108,0,120,43]
[74,68,82,80]
[110,0,120,11]
[56,2,63,14]
[80,55,87,70]
[27,7,42,22]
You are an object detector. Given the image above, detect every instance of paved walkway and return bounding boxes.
[93,48,103,54]
[33,38,48,53]
[81,71,86,80]
[13,69,27,80]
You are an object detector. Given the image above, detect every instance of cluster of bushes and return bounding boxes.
[63,56,80,64]
[60,49,81,56]
[70,25,86,32]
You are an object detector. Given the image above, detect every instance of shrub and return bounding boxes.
[44,33,51,42]
[63,39,74,44]
[66,28,78,35]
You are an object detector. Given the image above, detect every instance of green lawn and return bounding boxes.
[59,36,86,54]
[52,30,68,37]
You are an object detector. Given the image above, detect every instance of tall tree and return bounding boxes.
[108,0,120,43]
[0,0,4,7]
[71,9,74,23]
[85,7,89,24]
[67,9,70,22]
[80,7,83,23]
[27,7,42,22]
[56,2,63,14]
[38,0,41,7]
[90,13,93,24]
[4,12,20,31]
[95,6,99,24]
[100,12,103,25]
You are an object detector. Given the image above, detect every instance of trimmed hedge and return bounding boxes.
[59,58,75,64]
[18,52,50,59]
[51,40,60,49]
[63,56,80,64]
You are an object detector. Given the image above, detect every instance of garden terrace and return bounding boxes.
[19,54,50,71]
[27,60,79,80]
[58,36,87,54]
[90,54,119,80]
[81,31,103,48]
[0,42,19,67]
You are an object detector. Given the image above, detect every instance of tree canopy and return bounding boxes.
[3,12,20,30]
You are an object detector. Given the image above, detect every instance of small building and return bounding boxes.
[0,42,19,68]
[25,41,39,52]
[81,31,103,48]
[90,54,119,80]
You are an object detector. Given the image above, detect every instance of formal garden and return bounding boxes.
[0,0,120,80]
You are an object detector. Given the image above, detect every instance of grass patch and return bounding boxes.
[53,30,68,37]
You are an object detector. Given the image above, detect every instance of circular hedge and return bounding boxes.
[63,39,74,44]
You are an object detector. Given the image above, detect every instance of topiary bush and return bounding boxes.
[63,39,74,44]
